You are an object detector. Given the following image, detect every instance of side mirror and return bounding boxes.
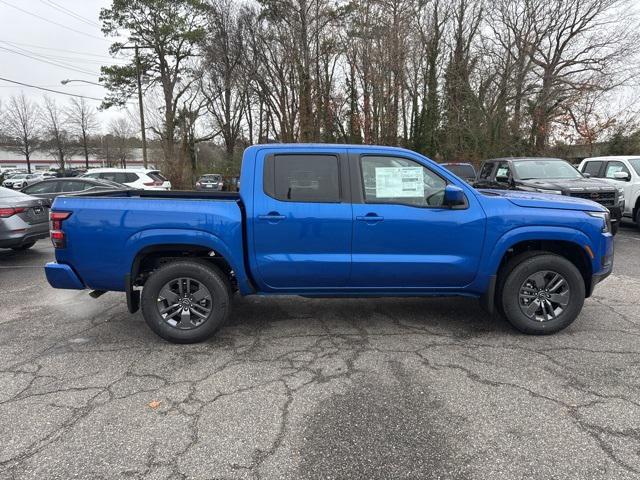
[582,172,591,178]
[443,185,466,208]
[613,171,630,181]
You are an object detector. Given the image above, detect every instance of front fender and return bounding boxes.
[124,228,251,294]
[483,225,593,276]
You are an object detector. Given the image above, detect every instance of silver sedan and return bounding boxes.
[0,187,49,251]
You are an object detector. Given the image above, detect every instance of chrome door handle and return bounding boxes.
[258,212,286,221]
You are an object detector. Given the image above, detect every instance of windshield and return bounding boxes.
[443,164,476,178]
[202,175,221,181]
[628,158,640,176]
[11,174,27,179]
[513,160,582,180]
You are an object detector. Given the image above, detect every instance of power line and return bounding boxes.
[39,0,101,28]
[0,42,127,66]
[0,39,128,61]
[0,45,98,77]
[0,0,107,41]
[0,76,104,101]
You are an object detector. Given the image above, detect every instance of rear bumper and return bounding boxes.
[45,262,85,290]
[0,222,49,248]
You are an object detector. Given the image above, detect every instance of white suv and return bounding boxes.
[578,156,640,229]
[82,168,171,191]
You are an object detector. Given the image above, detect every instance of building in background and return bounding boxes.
[0,147,151,171]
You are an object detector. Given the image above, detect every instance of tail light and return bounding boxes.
[0,207,26,218]
[50,211,71,248]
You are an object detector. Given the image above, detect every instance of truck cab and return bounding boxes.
[45,145,614,343]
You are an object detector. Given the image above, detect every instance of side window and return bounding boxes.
[479,162,495,180]
[59,181,83,192]
[582,161,603,177]
[124,173,139,183]
[266,154,340,203]
[495,162,511,183]
[24,182,57,194]
[360,156,447,207]
[604,161,630,179]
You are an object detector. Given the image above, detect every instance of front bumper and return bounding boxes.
[45,262,85,290]
[587,233,614,296]
[607,206,623,222]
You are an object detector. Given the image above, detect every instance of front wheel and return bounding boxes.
[500,253,585,335]
[141,260,232,343]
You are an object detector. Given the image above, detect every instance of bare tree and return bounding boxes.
[109,116,136,168]
[67,98,99,170]
[42,96,74,170]
[1,93,41,173]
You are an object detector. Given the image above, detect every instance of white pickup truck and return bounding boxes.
[579,156,640,230]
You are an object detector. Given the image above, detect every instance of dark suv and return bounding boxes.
[474,157,623,234]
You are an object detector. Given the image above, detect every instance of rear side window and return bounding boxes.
[582,161,603,177]
[266,154,340,202]
[59,181,91,192]
[148,172,167,182]
[24,182,58,194]
[478,162,494,180]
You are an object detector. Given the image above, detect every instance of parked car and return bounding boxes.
[45,144,613,343]
[82,168,171,190]
[474,157,623,234]
[20,178,127,206]
[0,187,49,250]
[578,156,640,230]
[195,174,224,191]
[441,162,477,183]
[2,173,44,190]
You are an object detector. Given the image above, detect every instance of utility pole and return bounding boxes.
[134,45,148,169]
[119,44,150,169]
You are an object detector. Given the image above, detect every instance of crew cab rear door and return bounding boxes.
[252,149,352,289]
[348,149,485,289]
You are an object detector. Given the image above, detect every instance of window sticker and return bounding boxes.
[375,167,424,197]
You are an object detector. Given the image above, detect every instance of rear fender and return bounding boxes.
[124,228,252,294]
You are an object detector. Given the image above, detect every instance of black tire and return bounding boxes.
[12,241,36,251]
[141,260,232,343]
[500,253,585,335]
[636,208,640,232]
[611,222,619,236]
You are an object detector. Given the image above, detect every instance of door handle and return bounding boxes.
[258,212,286,222]
[356,214,384,223]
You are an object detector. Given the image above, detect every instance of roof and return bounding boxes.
[84,167,159,173]
[484,157,565,162]
[582,156,640,161]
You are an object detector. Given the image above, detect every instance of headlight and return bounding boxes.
[587,211,611,233]
[535,188,563,195]
[617,187,625,199]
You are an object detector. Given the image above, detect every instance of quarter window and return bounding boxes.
[360,156,446,207]
[269,154,340,203]
[479,162,494,180]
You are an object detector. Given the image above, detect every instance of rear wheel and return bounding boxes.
[11,241,36,251]
[141,260,232,343]
[611,222,619,236]
[500,253,585,335]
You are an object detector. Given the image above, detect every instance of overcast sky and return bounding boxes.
[0,0,128,129]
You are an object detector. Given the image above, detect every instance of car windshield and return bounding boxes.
[202,175,221,181]
[0,186,29,199]
[11,174,27,179]
[444,164,476,178]
[513,160,582,180]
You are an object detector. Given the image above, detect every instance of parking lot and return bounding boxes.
[0,226,639,480]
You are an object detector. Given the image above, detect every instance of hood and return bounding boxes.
[518,177,616,192]
[478,189,606,212]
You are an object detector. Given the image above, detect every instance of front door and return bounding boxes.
[252,151,352,289]
[350,152,485,289]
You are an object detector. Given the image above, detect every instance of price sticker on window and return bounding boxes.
[375,167,424,197]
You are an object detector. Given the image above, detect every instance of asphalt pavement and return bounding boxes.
[1,224,639,479]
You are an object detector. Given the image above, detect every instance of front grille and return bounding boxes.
[569,191,616,207]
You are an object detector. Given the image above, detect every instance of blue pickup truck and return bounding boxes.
[45,144,614,343]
